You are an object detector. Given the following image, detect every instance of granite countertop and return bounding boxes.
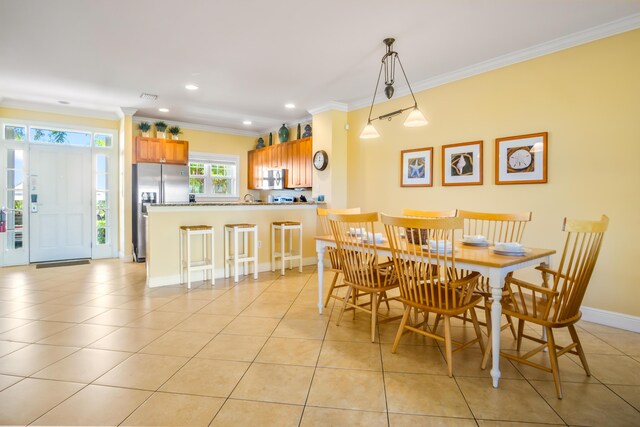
[151,201,324,207]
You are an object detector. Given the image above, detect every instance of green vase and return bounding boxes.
[278,124,289,143]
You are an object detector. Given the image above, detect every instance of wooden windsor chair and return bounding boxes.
[481,215,609,399]
[317,207,361,308]
[453,210,533,338]
[382,214,485,377]
[328,212,400,342]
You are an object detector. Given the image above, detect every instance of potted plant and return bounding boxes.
[168,126,182,140]
[154,121,168,138]
[138,121,151,137]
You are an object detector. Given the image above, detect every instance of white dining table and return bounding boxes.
[315,235,555,388]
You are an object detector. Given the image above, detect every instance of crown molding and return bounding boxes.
[132,116,261,137]
[348,14,640,111]
[119,107,138,117]
[0,99,122,120]
[307,102,348,116]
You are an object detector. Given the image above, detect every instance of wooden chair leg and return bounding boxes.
[506,314,518,339]
[336,285,352,327]
[380,291,391,310]
[371,293,378,343]
[469,307,485,354]
[392,306,411,353]
[546,327,563,399]
[323,271,340,308]
[434,313,442,331]
[444,315,454,377]
[516,319,525,351]
[568,324,591,376]
[481,312,493,370]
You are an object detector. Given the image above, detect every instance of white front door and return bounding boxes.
[29,145,92,262]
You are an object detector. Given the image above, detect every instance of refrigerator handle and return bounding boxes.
[161,181,165,204]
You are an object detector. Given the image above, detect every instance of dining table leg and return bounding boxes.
[488,269,507,388]
[316,241,325,314]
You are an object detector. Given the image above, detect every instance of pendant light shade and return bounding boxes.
[403,108,428,127]
[360,122,380,139]
[360,37,429,139]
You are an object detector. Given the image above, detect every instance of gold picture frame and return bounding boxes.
[401,147,433,187]
[442,140,483,186]
[495,132,548,185]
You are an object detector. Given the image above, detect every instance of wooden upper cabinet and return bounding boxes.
[163,139,189,164]
[134,137,189,165]
[135,137,163,163]
[247,137,313,190]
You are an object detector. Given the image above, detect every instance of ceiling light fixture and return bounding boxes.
[360,38,428,139]
[158,108,169,112]
[285,103,295,109]
[243,120,252,125]
[185,84,199,90]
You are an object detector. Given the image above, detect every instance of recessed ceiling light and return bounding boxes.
[243,120,252,125]
[58,100,70,105]
[185,84,199,90]
[285,103,296,109]
[158,108,169,112]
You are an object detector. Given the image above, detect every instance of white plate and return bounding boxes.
[489,246,530,256]
[421,245,454,254]
[462,240,489,247]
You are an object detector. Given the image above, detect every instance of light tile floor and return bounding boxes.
[0,259,639,426]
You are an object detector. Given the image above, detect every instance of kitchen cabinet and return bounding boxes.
[285,137,312,188]
[134,136,189,165]
[247,137,313,189]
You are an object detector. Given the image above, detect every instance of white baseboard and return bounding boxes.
[581,306,640,333]
[147,256,317,288]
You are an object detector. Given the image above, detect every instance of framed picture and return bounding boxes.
[401,147,433,187]
[495,132,548,185]
[442,140,483,186]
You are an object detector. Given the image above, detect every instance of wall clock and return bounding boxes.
[313,150,328,171]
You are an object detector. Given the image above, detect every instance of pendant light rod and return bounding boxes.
[364,38,421,124]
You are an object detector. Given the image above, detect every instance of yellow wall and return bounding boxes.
[346,29,640,317]
[312,110,348,207]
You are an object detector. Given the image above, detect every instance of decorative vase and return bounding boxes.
[302,124,312,138]
[141,131,150,137]
[278,124,289,143]
[297,123,301,139]
[256,137,265,149]
[268,132,273,146]
[171,134,179,140]
[157,131,166,139]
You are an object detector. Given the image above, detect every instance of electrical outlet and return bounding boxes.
[258,240,262,248]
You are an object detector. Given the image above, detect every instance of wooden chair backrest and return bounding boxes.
[402,209,458,218]
[328,212,384,290]
[457,209,532,243]
[550,215,609,323]
[317,207,361,234]
[382,214,477,310]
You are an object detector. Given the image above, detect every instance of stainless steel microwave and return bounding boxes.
[263,169,285,189]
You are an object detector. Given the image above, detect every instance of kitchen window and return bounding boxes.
[189,153,239,199]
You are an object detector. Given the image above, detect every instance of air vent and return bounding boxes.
[140,93,158,101]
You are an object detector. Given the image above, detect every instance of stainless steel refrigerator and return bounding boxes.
[132,163,189,262]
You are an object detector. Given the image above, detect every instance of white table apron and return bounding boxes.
[315,238,551,389]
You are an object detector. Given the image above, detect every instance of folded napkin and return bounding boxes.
[424,240,453,252]
[463,234,487,243]
[364,232,384,244]
[349,227,365,236]
[494,242,523,251]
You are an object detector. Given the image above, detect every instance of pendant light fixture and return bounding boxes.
[360,38,428,139]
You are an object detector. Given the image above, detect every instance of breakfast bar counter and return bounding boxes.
[145,202,322,287]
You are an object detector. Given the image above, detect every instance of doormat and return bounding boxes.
[35,260,90,269]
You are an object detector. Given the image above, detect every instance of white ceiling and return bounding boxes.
[1,0,639,135]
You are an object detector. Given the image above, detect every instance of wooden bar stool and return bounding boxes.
[179,225,214,289]
[271,221,303,275]
[224,223,259,283]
